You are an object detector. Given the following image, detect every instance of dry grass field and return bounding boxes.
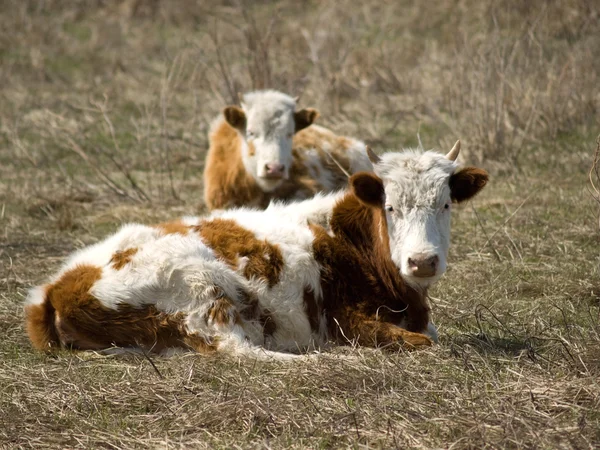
[1,0,599,448]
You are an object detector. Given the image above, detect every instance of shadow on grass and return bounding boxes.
[450,332,535,356]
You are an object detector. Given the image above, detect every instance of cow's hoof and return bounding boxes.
[401,331,434,350]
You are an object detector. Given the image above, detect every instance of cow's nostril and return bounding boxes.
[265,163,285,178]
[408,254,439,278]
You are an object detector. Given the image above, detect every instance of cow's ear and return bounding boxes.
[350,172,385,208]
[294,108,319,132]
[449,167,488,203]
[223,106,246,132]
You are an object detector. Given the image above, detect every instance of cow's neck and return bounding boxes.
[325,193,430,331]
[219,124,270,208]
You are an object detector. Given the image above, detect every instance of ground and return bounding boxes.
[1,1,599,448]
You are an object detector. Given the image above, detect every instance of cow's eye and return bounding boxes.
[287,132,293,139]
[385,205,394,212]
[444,204,450,210]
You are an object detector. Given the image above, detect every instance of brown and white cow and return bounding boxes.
[203,90,372,211]
[25,143,488,358]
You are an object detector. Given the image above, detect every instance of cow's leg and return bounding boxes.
[396,317,439,344]
[199,293,299,360]
[337,315,433,350]
[171,266,294,359]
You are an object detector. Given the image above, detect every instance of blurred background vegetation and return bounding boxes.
[1,0,598,205]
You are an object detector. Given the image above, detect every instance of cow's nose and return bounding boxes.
[407,254,439,278]
[264,163,285,178]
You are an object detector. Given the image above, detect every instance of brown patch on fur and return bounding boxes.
[207,295,240,327]
[155,220,190,236]
[46,264,103,322]
[294,126,353,170]
[194,218,284,287]
[203,119,270,210]
[450,167,489,203]
[25,285,60,351]
[183,333,218,354]
[110,247,138,270]
[310,173,431,350]
[29,264,217,354]
[303,287,322,334]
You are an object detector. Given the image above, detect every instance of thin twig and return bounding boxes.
[64,135,140,202]
[471,204,502,261]
[208,21,237,105]
[90,98,151,202]
[587,135,600,215]
[240,2,276,90]
[138,344,164,380]
[478,189,538,255]
[323,149,351,178]
[160,63,180,201]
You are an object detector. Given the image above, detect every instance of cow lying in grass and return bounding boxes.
[25,143,487,358]
[203,89,372,210]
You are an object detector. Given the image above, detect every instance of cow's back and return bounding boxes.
[277,125,372,199]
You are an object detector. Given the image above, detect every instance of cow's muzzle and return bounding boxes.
[263,163,286,179]
[407,254,439,278]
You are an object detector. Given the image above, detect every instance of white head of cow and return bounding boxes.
[367,141,488,289]
[223,90,319,192]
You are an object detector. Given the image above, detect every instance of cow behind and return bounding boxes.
[203,90,372,210]
[26,143,487,358]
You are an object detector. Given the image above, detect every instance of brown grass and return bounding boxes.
[1,0,599,448]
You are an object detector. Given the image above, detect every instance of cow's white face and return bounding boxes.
[370,143,488,289]
[223,90,318,192]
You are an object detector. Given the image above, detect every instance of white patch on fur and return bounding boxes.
[266,190,345,228]
[340,137,372,173]
[181,216,202,226]
[25,285,46,306]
